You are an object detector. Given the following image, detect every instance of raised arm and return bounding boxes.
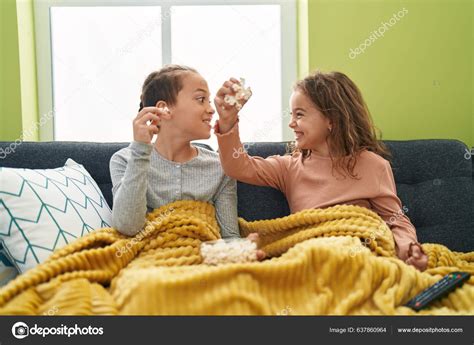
[110,106,162,236]
[214,78,288,192]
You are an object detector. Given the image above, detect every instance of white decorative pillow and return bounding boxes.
[0,159,111,273]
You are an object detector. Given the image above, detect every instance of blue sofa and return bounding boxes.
[1,139,473,254]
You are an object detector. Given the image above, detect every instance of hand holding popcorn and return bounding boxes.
[133,106,170,144]
[214,77,252,133]
[223,78,252,111]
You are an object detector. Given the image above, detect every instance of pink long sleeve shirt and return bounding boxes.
[215,120,421,259]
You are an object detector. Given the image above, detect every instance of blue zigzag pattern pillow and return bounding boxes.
[0,158,111,273]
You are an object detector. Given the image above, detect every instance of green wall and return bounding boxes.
[0,0,23,141]
[305,0,473,147]
[17,0,39,141]
[0,0,38,142]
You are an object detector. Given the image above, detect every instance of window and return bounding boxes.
[35,0,296,147]
[50,6,163,142]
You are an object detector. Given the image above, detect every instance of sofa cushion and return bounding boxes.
[0,158,111,272]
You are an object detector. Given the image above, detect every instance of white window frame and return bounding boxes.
[34,0,297,142]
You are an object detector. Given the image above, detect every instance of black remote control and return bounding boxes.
[404,271,471,311]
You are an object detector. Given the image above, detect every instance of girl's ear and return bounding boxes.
[155,100,172,120]
[325,117,333,131]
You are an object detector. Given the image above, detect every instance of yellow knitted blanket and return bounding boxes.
[0,200,472,315]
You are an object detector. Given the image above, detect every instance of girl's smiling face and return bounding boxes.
[288,90,332,151]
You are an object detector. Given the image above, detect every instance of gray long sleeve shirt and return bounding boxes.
[109,141,239,238]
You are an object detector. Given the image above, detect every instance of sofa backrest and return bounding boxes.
[382,140,473,253]
[236,142,290,221]
[1,139,473,252]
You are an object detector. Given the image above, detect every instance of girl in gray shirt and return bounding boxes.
[109,65,239,238]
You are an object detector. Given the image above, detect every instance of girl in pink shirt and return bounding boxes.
[213,71,428,271]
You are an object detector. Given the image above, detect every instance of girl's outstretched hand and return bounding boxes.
[214,77,251,134]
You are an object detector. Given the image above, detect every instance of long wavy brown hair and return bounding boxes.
[290,70,391,179]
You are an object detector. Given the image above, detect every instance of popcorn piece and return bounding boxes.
[201,238,258,265]
[231,83,241,92]
[224,95,237,106]
[224,78,252,110]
